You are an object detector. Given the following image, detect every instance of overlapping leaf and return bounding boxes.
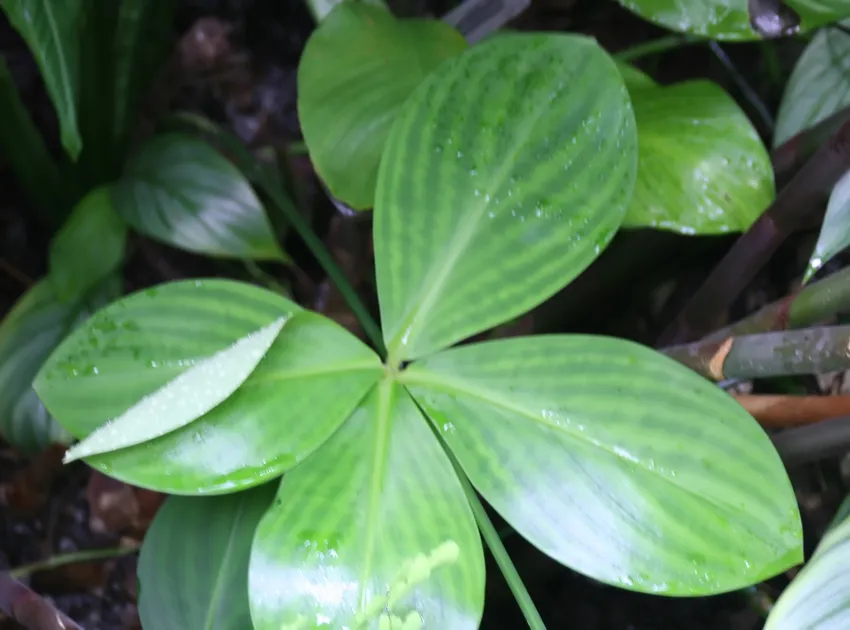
[249,379,484,629]
[374,33,638,363]
[804,169,850,282]
[49,186,127,303]
[617,0,850,40]
[112,134,285,261]
[402,336,803,595]
[1,0,83,158]
[775,23,850,147]
[298,2,467,210]
[0,276,119,453]
[621,70,774,234]
[138,482,277,629]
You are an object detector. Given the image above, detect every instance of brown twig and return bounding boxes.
[0,572,82,629]
[733,394,850,427]
[656,119,850,346]
[773,103,850,188]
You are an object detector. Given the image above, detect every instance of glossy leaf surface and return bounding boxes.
[804,169,850,282]
[622,75,774,234]
[0,277,118,453]
[249,379,484,629]
[375,33,637,362]
[403,336,803,595]
[775,24,850,147]
[49,186,127,303]
[113,134,284,261]
[617,0,848,40]
[298,2,467,210]
[138,482,276,629]
[1,0,83,158]
[63,316,287,463]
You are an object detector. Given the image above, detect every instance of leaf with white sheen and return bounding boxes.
[139,482,276,630]
[49,186,127,303]
[249,379,484,629]
[617,0,850,40]
[0,276,118,453]
[765,495,850,629]
[298,2,467,210]
[112,133,286,261]
[621,73,774,234]
[1,0,83,158]
[402,336,802,595]
[775,23,850,147]
[804,169,850,282]
[375,33,637,362]
[63,316,286,463]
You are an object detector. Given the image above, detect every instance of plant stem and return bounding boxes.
[772,103,850,188]
[9,544,140,579]
[771,416,850,465]
[664,324,850,381]
[0,572,83,629]
[708,41,774,135]
[614,35,702,62]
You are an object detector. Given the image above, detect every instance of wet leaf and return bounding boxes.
[1,0,83,158]
[617,0,844,40]
[62,316,287,463]
[621,71,774,234]
[775,23,850,147]
[49,186,128,303]
[402,336,803,595]
[112,133,285,261]
[804,169,850,282]
[249,379,484,629]
[298,2,467,210]
[375,33,637,363]
[138,483,276,629]
[35,285,381,494]
[0,276,119,454]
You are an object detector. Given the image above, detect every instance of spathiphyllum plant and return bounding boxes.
[34,32,802,628]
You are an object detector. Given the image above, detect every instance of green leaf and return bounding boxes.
[0,0,83,159]
[374,33,637,363]
[49,186,127,303]
[617,0,848,40]
[298,2,467,210]
[138,482,276,629]
[804,169,850,282]
[0,275,120,454]
[402,336,803,595]
[35,284,382,493]
[765,496,850,629]
[62,316,288,463]
[249,379,485,629]
[621,76,774,234]
[112,134,285,261]
[775,24,850,147]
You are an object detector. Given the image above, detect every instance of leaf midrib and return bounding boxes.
[41,1,74,122]
[204,496,245,630]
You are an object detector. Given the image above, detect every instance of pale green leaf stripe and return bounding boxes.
[35,279,301,438]
[403,336,802,595]
[63,316,287,463]
[139,483,276,630]
[375,33,637,362]
[249,379,484,629]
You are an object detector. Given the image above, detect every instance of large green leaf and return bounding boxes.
[621,75,774,234]
[35,284,381,493]
[617,0,850,40]
[62,316,287,463]
[298,2,467,210]
[49,186,127,303]
[1,0,83,158]
[0,276,119,453]
[249,379,484,629]
[402,336,803,595]
[765,496,850,628]
[112,134,285,261]
[804,169,850,282]
[138,482,277,629]
[374,33,638,363]
[775,24,850,147]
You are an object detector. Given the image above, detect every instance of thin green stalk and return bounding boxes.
[614,35,702,62]
[9,544,140,579]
